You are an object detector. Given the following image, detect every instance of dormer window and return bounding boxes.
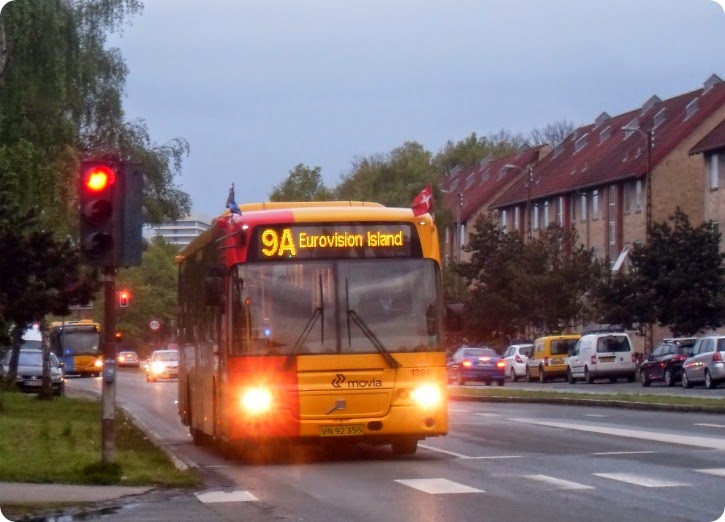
[654,108,666,128]
[450,179,459,191]
[599,126,611,145]
[574,133,588,153]
[685,98,699,120]
[466,172,476,188]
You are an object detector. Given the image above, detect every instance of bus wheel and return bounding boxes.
[391,438,418,456]
[190,427,205,446]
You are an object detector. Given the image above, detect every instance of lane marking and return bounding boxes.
[584,414,608,418]
[524,475,595,490]
[695,468,725,477]
[594,473,690,488]
[510,418,725,450]
[420,444,521,460]
[196,490,258,503]
[695,423,725,429]
[591,451,657,456]
[395,478,483,494]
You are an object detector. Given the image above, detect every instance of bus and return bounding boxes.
[176,201,448,456]
[49,320,103,377]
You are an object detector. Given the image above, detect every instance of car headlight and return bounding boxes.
[152,361,166,374]
[241,387,273,415]
[411,384,442,408]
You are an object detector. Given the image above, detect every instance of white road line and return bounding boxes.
[524,475,595,490]
[695,423,725,429]
[695,468,725,477]
[196,490,258,503]
[395,478,483,494]
[419,444,522,460]
[510,418,725,450]
[594,473,690,488]
[584,414,608,418]
[591,451,656,456]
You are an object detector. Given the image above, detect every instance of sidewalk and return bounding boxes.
[0,482,151,505]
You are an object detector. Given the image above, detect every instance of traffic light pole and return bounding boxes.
[102,267,117,464]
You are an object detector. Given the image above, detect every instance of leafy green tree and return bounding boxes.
[594,209,724,336]
[458,216,601,344]
[335,141,438,207]
[432,131,521,173]
[269,164,333,202]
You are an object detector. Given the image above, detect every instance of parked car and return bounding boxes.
[502,343,533,382]
[447,346,505,386]
[566,332,637,384]
[1,348,65,396]
[116,350,140,368]
[527,335,580,383]
[681,335,725,389]
[145,349,179,382]
[639,338,697,387]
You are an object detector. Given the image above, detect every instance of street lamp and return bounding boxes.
[622,125,654,355]
[504,164,534,240]
[622,126,653,240]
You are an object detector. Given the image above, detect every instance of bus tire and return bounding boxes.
[391,437,418,456]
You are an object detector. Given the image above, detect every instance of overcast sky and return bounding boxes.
[17,0,725,218]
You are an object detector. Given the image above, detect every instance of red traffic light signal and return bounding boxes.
[79,162,118,266]
[119,290,129,307]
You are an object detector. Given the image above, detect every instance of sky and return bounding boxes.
[6,0,725,219]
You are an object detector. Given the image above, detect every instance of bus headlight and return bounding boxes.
[411,384,442,408]
[241,387,273,415]
[94,358,104,369]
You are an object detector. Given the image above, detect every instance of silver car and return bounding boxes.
[681,335,725,389]
[1,348,65,396]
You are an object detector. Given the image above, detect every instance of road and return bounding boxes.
[67,370,725,522]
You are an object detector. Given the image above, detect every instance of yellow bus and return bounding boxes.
[49,320,103,377]
[176,201,448,456]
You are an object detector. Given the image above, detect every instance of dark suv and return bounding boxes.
[639,337,697,387]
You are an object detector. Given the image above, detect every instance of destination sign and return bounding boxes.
[249,223,420,260]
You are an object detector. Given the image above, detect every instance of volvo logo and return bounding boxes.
[331,373,345,388]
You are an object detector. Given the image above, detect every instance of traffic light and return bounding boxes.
[79,161,118,266]
[119,290,129,307]
[79,160,145,267]
[114,331,123,342]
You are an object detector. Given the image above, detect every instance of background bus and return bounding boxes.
[49,320,103,377]
[177,201,448,456]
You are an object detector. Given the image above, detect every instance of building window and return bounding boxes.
[533,205,540,230]
[557,197,564,225]
[623,181,633,214]
[543,201,550,227]
[580,193,587,222]
[608,186,617,262]
[571,196,578,223]
[513,207,520,230]
[635,180,643,213]
[592,190,600,220]
[500,209,507,231]
[710,153,722,190]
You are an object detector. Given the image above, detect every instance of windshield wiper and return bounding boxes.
[285,275,325,368]
[345,279,400,369]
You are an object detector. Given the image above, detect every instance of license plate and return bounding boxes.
[24,380,42,387]
[320,425,364,437]
[551,359,563,365]
[599,356,615,362]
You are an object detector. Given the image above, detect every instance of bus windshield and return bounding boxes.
[230,258,442,356]
[53,330,101,356]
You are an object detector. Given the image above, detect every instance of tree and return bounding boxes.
[269,164,333,202]
[457,216,601,344]
[594,209,724,336]
[432,131,521,173]
[335,141,438,207]
[527,120,575,148]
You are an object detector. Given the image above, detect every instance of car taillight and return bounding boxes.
[672,355,686,362]
[713,351,723,363]
[590,355,596,365]
[631,354,636,363]
[496,360,506,368]
[462,360,473,367]
[515,355,523,363]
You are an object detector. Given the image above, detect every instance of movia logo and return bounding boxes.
[331,374,345,388]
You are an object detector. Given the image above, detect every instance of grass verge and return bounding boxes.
[449,385,725,412]
[0,390,199,487]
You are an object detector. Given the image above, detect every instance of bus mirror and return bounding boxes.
[204,276,224,306]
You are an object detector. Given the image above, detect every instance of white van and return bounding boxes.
[566,332,637,384]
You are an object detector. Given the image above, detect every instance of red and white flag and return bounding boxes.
[411,184,433,216]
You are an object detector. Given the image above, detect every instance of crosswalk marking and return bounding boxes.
[196,490,258,503]
[594,473,690,488]
[395,478,483,494]
[695,468,725,477]
[524,475,594,490]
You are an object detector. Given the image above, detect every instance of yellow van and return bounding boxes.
[526,334,581,383]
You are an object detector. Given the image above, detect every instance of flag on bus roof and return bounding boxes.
[411,184,433,216]
[226,183,241,215]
